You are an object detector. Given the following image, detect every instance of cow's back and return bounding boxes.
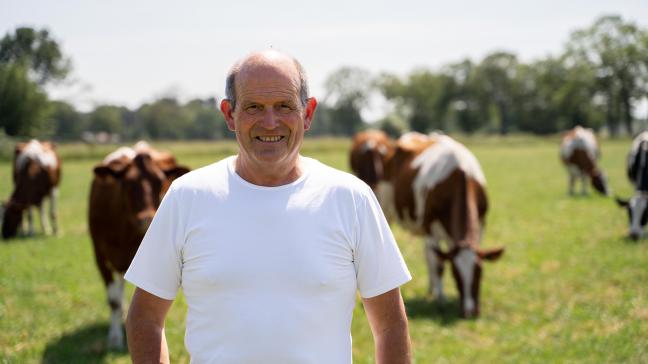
[416,136,487,240]
[386,133,487,239]
[11,140,60,206]
[560,126,598,168]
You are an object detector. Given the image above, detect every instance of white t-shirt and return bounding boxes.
[125,156,411,364]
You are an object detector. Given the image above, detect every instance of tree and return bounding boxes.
[0,27,70,85]
[472,51,520,134]
[0,64,50,136]
[88,105,125,135]
[0,27,71,137]
[322,67,372,135]
[441,59,486,133]
[378,70,453,133]
[49,100,85,140]
[184,98,228,140]
[565,15,648,135]
[135,98,191,140]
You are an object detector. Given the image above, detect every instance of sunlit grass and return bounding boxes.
[0,136,646,363]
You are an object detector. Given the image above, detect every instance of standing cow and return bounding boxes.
[2,140,61,239]
[350,130,504,318]
[615,131,648,240]
[560,126,609,196]
[89,142,189,349]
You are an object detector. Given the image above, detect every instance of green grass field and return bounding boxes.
[1,136,647,363]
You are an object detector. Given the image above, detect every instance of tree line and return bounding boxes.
[1,14,647,142]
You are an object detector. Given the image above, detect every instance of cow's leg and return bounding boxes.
[93,245,125,349]
[568,171,576,195]
[581,174,588,195]
[26,206,34,236]
[49,188,58,235]
[424,236,446,302]
[38,203,49,235]
[107,273,125,349]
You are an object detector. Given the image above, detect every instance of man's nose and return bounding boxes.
[259,108,280,128]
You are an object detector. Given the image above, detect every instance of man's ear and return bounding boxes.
[303,97,318,131]
[220,99,236,131]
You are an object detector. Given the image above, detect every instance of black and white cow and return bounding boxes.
[616,131,648,240]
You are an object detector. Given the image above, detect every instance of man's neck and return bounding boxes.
[234,155,304,187]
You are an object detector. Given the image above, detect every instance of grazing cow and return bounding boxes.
[560,126,609,196]
[350,130,504,318]
[2,140,61,239]
[88,142,189,349]
[615,131,648,240]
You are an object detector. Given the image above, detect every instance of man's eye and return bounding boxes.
[245,105,263,114]
[277,104,295,115]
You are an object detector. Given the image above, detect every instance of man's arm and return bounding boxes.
[126,287,174,364]
[362,287,412,364]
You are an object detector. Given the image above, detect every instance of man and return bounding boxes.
[125,50,412,363]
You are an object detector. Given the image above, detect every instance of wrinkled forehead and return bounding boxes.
[237,60,301,100]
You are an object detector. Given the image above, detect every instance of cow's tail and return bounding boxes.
[449,169,482,249]
[463,173,483,249]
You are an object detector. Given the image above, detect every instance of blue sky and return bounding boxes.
[1,0,647,116]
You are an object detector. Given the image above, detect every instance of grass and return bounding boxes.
[1,136,647,363]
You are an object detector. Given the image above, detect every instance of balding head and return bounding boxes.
[225,50,310,110]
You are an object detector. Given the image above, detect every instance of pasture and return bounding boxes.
[1,136,647,363]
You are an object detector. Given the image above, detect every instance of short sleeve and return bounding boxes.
[353,186,411,298]
[125,184,184,300]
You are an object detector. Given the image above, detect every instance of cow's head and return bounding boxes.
[1,200,25,239]
[591,170,609,196]
[350,130,394,190]
[616,194,648,240]
[93,153,189,234]
[435,245,504,318]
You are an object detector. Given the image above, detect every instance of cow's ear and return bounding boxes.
[615,196,629,207]
[93,164,128,178]
[164,165,190,181]
[477,246,505,261]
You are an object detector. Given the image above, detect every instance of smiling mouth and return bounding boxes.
[256,136,284,142]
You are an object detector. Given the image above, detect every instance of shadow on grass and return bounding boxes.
[621,235,647,244]
[405,297,462,326]
[1,231,54,243]
[41,322,128,364]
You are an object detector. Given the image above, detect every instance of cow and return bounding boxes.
[560,126,609,196]
[2,140,61,240]
[615,131,648,241]
[350,130,504,318]
[88,141,190,349]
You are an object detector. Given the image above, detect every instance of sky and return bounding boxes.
[1,0,647,119]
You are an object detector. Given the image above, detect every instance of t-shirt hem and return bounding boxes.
[359,273,412,299]
[124,273,178,301]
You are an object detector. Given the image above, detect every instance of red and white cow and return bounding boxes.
[88,142,189,348]
[560,126,609,196]
[615,131,648,240]
[2,140,61,239]
[351,130,504,318]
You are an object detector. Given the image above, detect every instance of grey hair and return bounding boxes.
[224,55,310,110]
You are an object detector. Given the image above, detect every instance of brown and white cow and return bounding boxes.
[88,141,189,348]
[560,126,609,196]
[2,140,61,239]
[351,130,504,318]
[615,131,648,240]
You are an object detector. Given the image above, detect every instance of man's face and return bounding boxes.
[222,60,316,172]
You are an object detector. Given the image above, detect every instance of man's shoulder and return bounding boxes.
[170,157,232,191]
[304,157,372,193]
